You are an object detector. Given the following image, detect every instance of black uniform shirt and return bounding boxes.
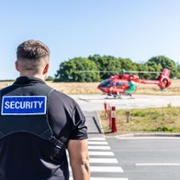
[0,76,88,180]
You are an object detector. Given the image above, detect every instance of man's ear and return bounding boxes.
[15,60,20,72]
[43,63,49,74]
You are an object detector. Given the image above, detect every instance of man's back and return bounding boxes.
[0,132,68,180]
[0,77,88,180]
[0,39,90,180]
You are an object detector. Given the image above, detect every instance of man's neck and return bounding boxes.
[19,73,46,81]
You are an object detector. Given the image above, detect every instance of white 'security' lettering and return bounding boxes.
[4,101,43,109]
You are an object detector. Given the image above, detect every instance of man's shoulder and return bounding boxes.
[52,90,75,101]
[50,90,76,104]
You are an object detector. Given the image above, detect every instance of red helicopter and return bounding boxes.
[97,68,171,98]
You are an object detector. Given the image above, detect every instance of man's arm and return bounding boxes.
[67,139,90,180]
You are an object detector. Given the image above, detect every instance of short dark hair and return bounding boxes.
[16,39,50,60]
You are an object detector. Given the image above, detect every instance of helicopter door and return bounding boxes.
[109,82,116,93]
[116,81,125,93]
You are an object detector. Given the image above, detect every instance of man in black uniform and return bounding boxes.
[0,39,90,180]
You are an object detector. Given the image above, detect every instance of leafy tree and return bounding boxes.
[54,57,101,82]
[88,54,122,80]
[136,63,151,79]
[46,76,54,81]
[176,63,180,78]
[120,58,137,71]
[145,56,178,78]
[54,54,179,82]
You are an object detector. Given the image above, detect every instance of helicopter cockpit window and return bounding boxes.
[111,82,116,87]
[99,79,111,87]
[117,82,123,87]
[126,82,131,87]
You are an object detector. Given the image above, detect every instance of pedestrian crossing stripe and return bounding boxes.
[70,178,128,180]
[69,178,128,180]
[88,137,106,141]
[88,145,111,150]
[89,151,114,156]
[88,141,108,144]
[90,158,118,163]
[69,137,128,179]
[69,166,123,172]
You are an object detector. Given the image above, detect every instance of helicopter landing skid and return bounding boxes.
[105,93,133,99]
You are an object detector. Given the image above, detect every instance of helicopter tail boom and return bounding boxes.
[139,68,171,90]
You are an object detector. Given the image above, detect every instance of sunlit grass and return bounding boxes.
[1,80,180,95]
[99,106,180,135]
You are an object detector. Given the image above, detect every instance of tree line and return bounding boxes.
[52,55,180,82]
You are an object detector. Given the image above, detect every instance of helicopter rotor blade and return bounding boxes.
[126,70,160,74]
[78,70,160,74]
[78,70,119,73]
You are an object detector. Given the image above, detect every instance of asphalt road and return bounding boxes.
[106,137,180,180]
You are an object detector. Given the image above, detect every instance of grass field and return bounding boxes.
[48,79,180,95]
[1,79,180,95]
[99,106,180,135]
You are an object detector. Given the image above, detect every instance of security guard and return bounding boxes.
[0,40,90,180]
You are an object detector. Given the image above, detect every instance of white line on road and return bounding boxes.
[69,166,123,172]
[88,141,108,145]
[136,163,180,166]
[89,151,114,156]
[70,178,128,180]
[88,178,128,180]
[90,166,124,172]
[88,137,106,141]
[90,158,118,163]
[88,146,111,150]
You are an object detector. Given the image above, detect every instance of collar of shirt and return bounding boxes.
[13,76,46,85]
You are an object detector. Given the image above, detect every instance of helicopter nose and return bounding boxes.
[97,85,101,90]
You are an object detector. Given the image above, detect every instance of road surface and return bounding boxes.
[69,94,180,111]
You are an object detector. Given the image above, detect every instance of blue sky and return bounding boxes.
[0,0,180,80]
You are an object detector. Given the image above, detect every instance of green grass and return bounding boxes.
[99,106,180,135]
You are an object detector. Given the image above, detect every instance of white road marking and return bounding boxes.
[69,136,128,179]
[88,141,108,145]
[69,166,124,173]
[136,163,180,166]
[90,178,128,180]
[90,166,124,172]
[88,137,106,141]
[70,178,128,180]
[90,158,118,163]
[88,146,111,150]
[89,151,114,156]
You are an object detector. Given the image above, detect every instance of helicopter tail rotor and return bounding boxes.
[157,68,171,89]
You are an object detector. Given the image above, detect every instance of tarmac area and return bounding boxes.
[69,94,180,111]
[69,94,180,137]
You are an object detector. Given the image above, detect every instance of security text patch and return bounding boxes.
[1,96,47,115]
